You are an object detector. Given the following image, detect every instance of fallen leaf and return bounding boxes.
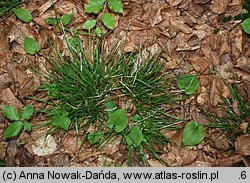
[210,0,230,14]
[32,134,57,156]
[236,135,250,156]
[189,56,210,72]
[1,88,23,111]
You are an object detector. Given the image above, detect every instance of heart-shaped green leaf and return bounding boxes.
[101,13,115,29]
[107,108,128,133]
[4,122,23,139]
[125,126,144,147]
[21,104,34,120]
[51,115,71,131]
[2,105,20,121]
[83,19,97,30]
[13,8,32,22]
[183,121,205,146]
[24,36,40,55]
[241,18,250,34]
[60,14,73,25]
[84,0,105,14]
[108,0,123,13]
[177,74,199,94]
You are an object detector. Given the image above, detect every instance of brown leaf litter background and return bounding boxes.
[0,0,249,166]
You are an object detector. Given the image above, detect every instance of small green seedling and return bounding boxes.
[83,0,123,36]
[183,121,205,146]
[24,36,40,55]
[107,108,128,133]
[13,8,32,22]
[2,104,34,139]
[49,109,71,131]
[177,74,200,95]
[125,126,144,147]
[45,14,74,26]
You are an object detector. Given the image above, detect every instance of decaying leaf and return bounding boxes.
[236,135,250,156]
[32,134,57,156]
[210,0,230,14]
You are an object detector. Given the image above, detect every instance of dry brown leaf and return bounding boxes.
[215,155,243,166]
[210,0,230,14]
[210,76,231,106]
[0,24,10,52]
[61,136,83,155]
[236,135,250,156]
[189,56,210,72]
[188,161,212,167]
[170,18,192,34]
[167,0,183,7]
[37,0,58,16]
[169,129,183,146]
[162,145,197,166]
[1,88,23,110]
[207,129,230,150]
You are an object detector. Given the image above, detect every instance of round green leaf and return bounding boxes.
[83,19,97,30]
[60,14,74,25]
[177,74,199,94]
[24,36,40,55]
[108,0,123,13]
[51,115,71,131]
[4,122,23,139]
[125,126,143,147]
[2,105,20,121]
[13,8,32,23]
[241,18,250,34]
[101,13,115,29]
[183,121,205,146]
[107,108,128,133]
[84,0,105,14]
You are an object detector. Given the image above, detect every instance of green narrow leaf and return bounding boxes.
[107,108,128,133]
[177,74,199,95]
[241,18,250,34]
[125,126,144,147]
[183,121,205,146]
[60,14,74,25]
[45,17,58,25]
[51,115,71,131]
[2,105,20,121]
[84,0,105,14]
[24,36,40,55]
[95,27,102,37]
[13,8,32,23]
[108,0,123,13]
[3,122,23,139]
[83,19,97,30]
[23,121,32,132]
[21,104,34,120]
[101,13,115,29]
